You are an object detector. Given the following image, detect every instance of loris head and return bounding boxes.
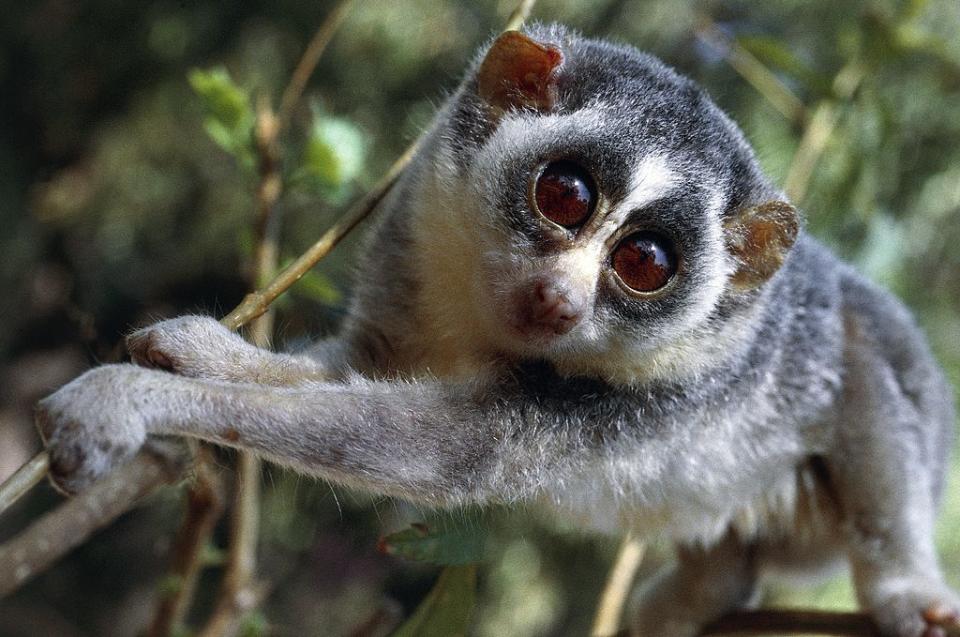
[420,24,798,383]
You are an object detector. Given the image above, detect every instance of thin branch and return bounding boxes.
[696,16,806,125]
[0,36,416,593]
[196,20,323,633]
[218,139,418,331]
[783,62,864,203]
[278,0,356,132]
[146,445,225,637]
[198,453,261,637]
[591,532,646,636]
[0,446,188,598]
[504,0,537,32]
[0,453,49,516]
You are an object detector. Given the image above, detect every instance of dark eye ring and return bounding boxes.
[611,231,678,294]
[532,160,597,228]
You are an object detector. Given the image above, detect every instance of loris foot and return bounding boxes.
[35,365,151,494]
[869,582,960,637]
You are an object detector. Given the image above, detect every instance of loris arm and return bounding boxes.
[35,363,572,501]
[125,315,358,385]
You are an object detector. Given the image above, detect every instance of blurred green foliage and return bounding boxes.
[392,565,477,637]
[188,67,256,169]
[0,0,959,636]
[379,516,489,566]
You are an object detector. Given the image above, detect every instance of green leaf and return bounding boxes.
[188,67,251,131]
[378,520,488,566]
[391,565,477,637]
[298,109,366,190]
[188,67,254,166]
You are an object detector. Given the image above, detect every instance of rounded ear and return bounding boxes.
[477,30,563,115]
[723,201,800,290]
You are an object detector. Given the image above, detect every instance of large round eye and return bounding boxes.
[612,232,678,293]
[533,161,596,227]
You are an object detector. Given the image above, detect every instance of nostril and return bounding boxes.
[529,281,582,331]
[512,275,584,338]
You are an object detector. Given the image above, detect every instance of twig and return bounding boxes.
[504,0,537,32]
[696,16,806,125]
[0,453,49,516]
[278,0,355,133]
[218,139,417,331]
[199,453,261,637]
[591,532,646,636]
[199,97,281,637]
[146,445,225,637]
[0,446,188,598]
[782,62,864,203]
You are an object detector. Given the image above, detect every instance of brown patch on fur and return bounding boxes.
[222,427,241,443]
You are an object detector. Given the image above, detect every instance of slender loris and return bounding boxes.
[36,24,959,637]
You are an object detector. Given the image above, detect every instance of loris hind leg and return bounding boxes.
[829,333,959,637]
[632,531,757,637]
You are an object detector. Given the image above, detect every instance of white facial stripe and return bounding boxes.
[555,243,604,289]
[602,154,679,231]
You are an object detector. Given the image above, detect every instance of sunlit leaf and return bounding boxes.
[188,67,251,131]
[391,565,477,637]
[188,67,255,167]
[296,105,367,193]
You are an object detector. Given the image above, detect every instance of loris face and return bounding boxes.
[421,26,797,382]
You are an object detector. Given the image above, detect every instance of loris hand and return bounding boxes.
[127,315,336,386]
[127,315,262,380]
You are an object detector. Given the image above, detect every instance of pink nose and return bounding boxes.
[516,277,582,336]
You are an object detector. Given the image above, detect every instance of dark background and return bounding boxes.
[1,0,958,635]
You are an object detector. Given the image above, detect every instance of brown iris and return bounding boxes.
[533,161,596,227]
[612,232,677,293]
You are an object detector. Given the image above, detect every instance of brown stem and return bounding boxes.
[504,0,537,31]
[0,446,188,598]
[0,453,50,516]
[278,0,356,133]
[782,62,864,203]
[695,16,807,125]
[218,139,417,331]
[182,90,281,637]
[199,452,262,636]
[146,445,225,637]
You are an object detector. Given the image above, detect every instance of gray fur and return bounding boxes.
[36,24,958,636]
